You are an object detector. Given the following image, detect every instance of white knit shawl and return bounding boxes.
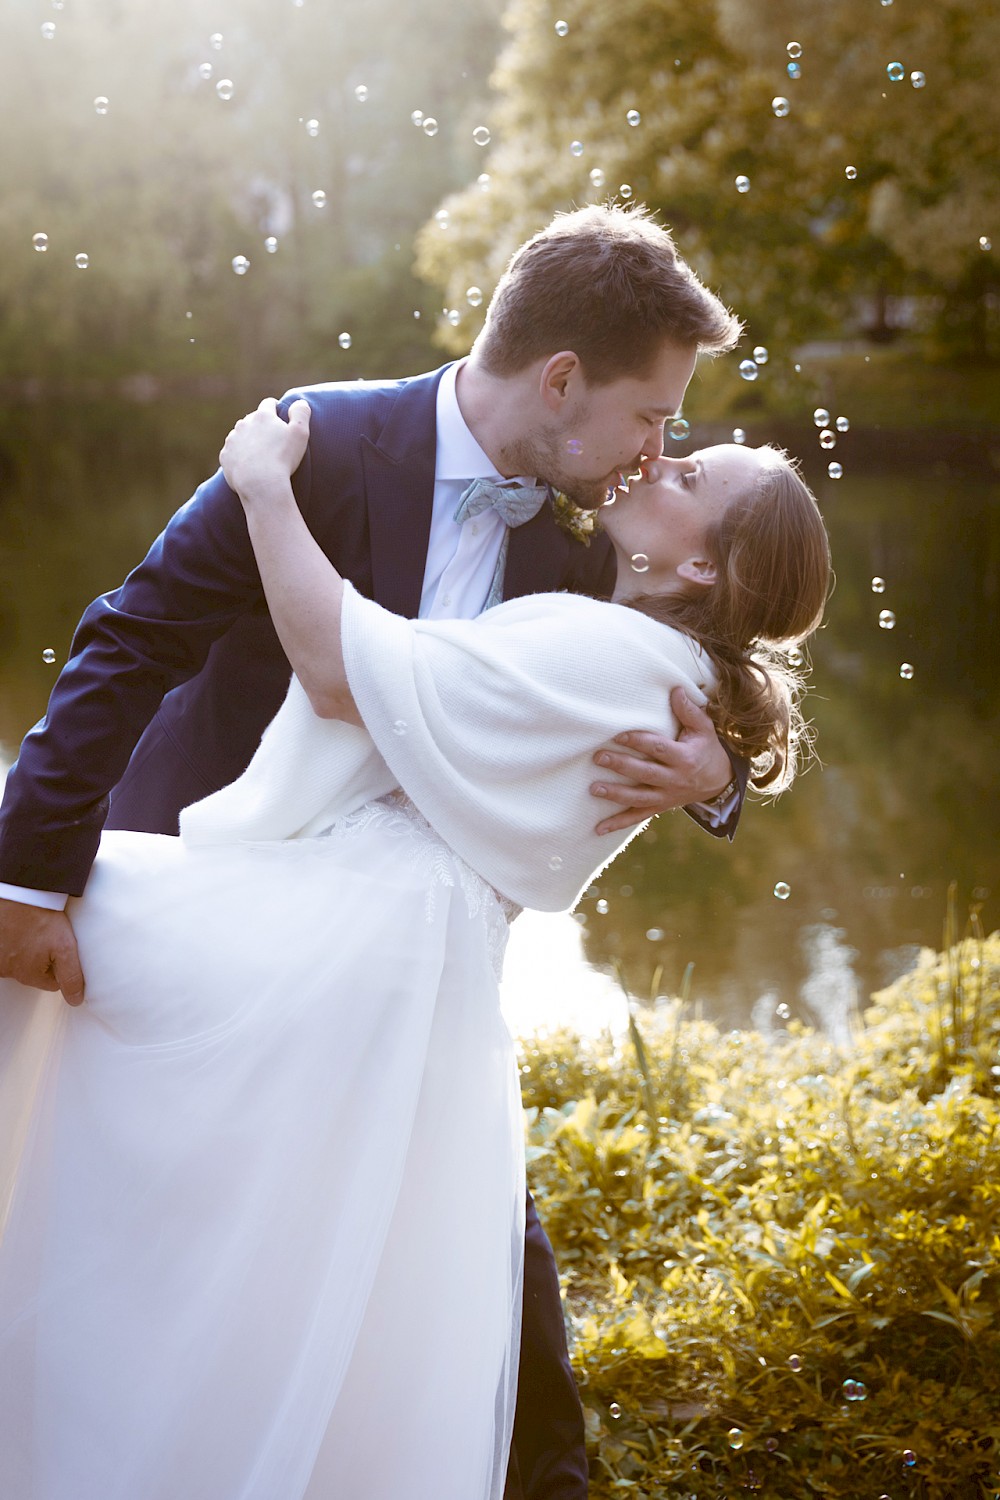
[180,585,715,912]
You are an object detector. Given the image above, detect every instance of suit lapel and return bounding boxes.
[361,366,449,618]
[503,501,574,602]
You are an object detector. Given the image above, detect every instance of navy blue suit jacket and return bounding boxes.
[0,365,639,894]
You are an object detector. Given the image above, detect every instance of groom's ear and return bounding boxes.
[676,557,717,589]
[539,351,581,409]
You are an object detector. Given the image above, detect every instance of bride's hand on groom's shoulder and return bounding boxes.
[220,396,311,506]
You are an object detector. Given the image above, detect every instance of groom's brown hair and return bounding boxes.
[475,203,742,385]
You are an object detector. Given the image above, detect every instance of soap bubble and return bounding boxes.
[980,236,992,251]
[311,189,327,208]
[566,438,583,455]
[787,41,802,58]
[732,427,746,444]
[75,252,89,269]
[589,168,606,187]
[630,553,650,573]
[198,62,213,80]
[422,117,439,136]
[42,648,56,664]
[466,286,483,307]
[609,1402,622,1419]
[775,1002,791,1019]
[646,928,664,941]
[94,96,109,115]
[910,70,926,88]
[209,32,223,49]
[902,1451,917,1468]
[264,236,278,253]
[305,118,320,136]
[216,79,234,101]
[753,345,768,364]
[871,577,886,593]
[728,1428,745,1450]
[41,21,56,39]
[787,646,804,666]
[788,1355,803,1372]
[813,407,830,427]
[338,331,352,349]
[843,1379,868,1401]
[477,173,491,191]
[354,84,368,103]
[410,110,424,127]
[231,255,249,275]
[739,359,759,381]
[735,175,751,193]
[569,140,584,157]
[819,430,836,449]
[899,663,914,679]
[774,882,791,900]
[772,96,790,117]
[446,309,461,326]
[669,418,690,441]
[886,62,905,82]
[435,209,450,229]
[472,125,491,146]
[787,61,801,80]
[32,232,48,252]
[554,19,569,35]
[626,110,641,127]
[835,415,850,432]
[595,899,609,914]
[827,461,843,479]
[618,183,633,198]
[878,610,896,629]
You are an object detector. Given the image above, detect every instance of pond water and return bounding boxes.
[0,401,997,1040]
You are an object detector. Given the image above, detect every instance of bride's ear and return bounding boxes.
[676,557,717,589]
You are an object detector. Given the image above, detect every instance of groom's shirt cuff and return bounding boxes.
[687,787,740,829]
[0,881,69,911]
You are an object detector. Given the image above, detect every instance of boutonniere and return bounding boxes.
[550,490,600,547]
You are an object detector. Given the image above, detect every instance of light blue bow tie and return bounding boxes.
[454,477,550,529]
[453,478,551,611]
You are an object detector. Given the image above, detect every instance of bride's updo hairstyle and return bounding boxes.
[626,447,832,792]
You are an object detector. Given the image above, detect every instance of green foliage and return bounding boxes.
[417,0,1000,361]
[519,933,1000,1497]
[0,0,503,384]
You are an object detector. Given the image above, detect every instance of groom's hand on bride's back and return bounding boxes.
[590,687,733,836]
[0,899,85,1005]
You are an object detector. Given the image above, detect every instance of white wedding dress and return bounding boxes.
[0,589,714,1500]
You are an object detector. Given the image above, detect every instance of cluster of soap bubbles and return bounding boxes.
[738,346,768,382]
[813,408,849,478]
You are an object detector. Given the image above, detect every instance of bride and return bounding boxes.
[0,398,830,1500]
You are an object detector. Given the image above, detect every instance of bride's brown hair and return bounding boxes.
[624,448,832,792]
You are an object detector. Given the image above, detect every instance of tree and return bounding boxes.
[0,0,504,384]
[415,0,1000,360]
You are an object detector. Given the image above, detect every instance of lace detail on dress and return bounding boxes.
[300,791,516,979]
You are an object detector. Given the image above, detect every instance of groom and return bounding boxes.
[0,203,745,1497]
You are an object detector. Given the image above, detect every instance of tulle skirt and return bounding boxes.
[0,796,525,1500]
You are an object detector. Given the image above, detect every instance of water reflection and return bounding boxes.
[0,403,997,1037]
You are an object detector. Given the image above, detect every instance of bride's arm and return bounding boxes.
[220,398,362,726]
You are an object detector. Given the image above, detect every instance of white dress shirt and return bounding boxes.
[0,359,730,911]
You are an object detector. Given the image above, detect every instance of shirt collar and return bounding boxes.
[435,360,506,483]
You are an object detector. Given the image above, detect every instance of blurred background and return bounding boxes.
[1,0,997,1040]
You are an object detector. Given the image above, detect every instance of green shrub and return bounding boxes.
[520,934,1000,1498]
